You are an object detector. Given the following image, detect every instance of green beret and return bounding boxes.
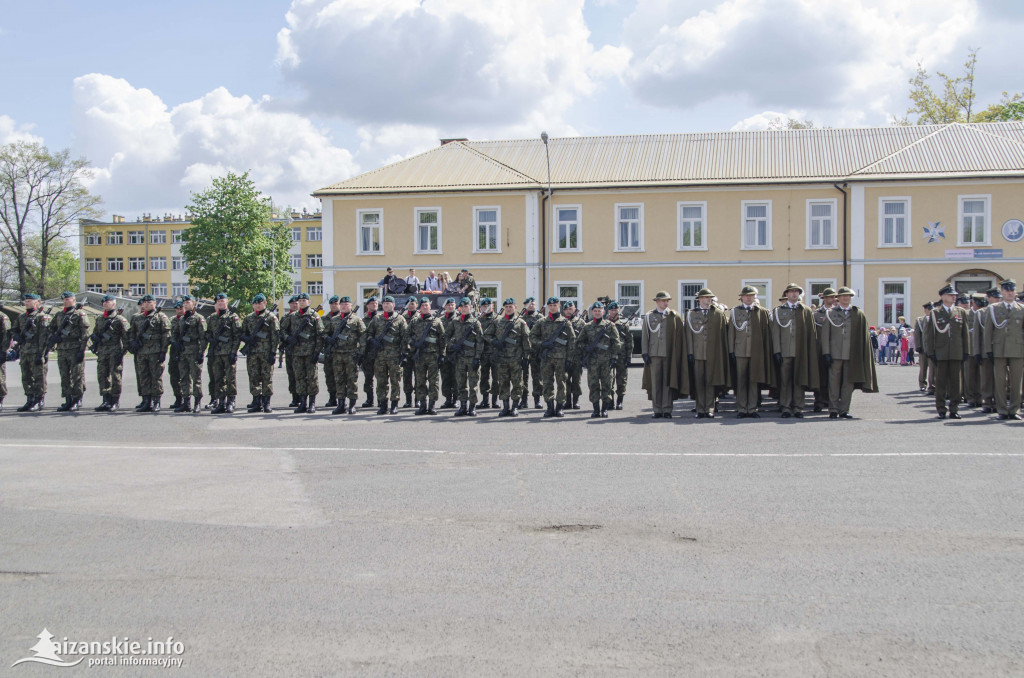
[139,294,155,302]
[288,296,298,303]
[563,300,576,308]
[444,297,456,305]
[480,298,493,305]
[328,295,340,303]
[606,301,619,309]
[459,297,472,306]
[420,297,432,305]
[365,296,378,303]
[546,296,559,305]
[22,293,40,300]
[251,293,266,303]
[523,297,535,304]
[297,292,310,300]
[339,296,352,303]
[101,294,116,302]
[173,300,183,309]
[503,297,515,306]
[590,301,604,309]
[382,295,395,303]
[180,294,193,301]
[214,292,228,300]
[61,291,76,299]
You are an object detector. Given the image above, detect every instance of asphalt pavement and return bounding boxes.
[1,360,1022,676]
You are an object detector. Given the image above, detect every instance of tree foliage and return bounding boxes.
[899,48,1024,124]
[180,171,294,310]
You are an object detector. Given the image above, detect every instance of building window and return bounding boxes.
[171,256,187,271]
[84,233,101,246]
[171,230,184,244]
[150,283,167,296]
[150,230,167,244]
[290,227,301,242]
[741,201,771,250]
[477,282,501,304]
[107,258,123,272]
[958,195,991,246]
[616,281,643,314]
[289,254,301,269]
[128,257,145,271]
[879,279,910,326]
[678,281,707,313]
[806,199,837,249]
[172,283,189,296]
[554,205,581,252]
[474,207,500,253]
[415,208,441,254]
[150,257,167,271]
[307,281,323,295]
[741,279,771,308]
[357,209,383,255]
[127,230,145,245]
[107,232,123,245]
[306,227,322,242]
[292,281,302,296]
[554,282,581,310]
[879,198,910,247]
[85,258,101,272]
[86,284,102,293]
[806,279,838,306]
[677,202,706,250]
[106,286,123,296]
[357,284,379,303]
[306,254,322,268]
[614,203,643,251]
[129,283,145,296]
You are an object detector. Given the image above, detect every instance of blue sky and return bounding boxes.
[2,1,1021,214]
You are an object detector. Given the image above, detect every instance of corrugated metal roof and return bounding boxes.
[314,122,1024,196]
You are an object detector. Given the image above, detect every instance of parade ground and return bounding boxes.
[1,362,1022,676]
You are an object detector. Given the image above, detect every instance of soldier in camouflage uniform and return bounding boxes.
[279,296,300,408]
[14,293,50,412]
[518,297,544,409]
[127,294,170,412]
[406,297,445,416]
[445,297,483,416]
[488,297,531,417]
[49,292,90,412]
[366,295,408,415]
[360,297,379,407]
[400,297,419,408]
[0,305,11,411]
[168,301,184,409]
[320,295,342,408]
[563,301,585,410]
[576,301,622,418]
[171,295,207,413]
[530,296,577,418]
[323,295,365,415]
[476,298,498,409]
[438,297,458,408]
[91,294,129,412]
[240,293,279,413]
[606,300,632,410]
[206,293,243,414]
[286,293,323,413]
[457,269,478,308]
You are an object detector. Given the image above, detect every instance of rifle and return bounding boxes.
[407,315,436,364]
[536,320,568,363]
[490,315,518,355]
[240,303,279,357]
[207,310,237,361]
[364,313,398,365]
[89,305,126,353]
[444,321,476,365]
[280,310,314,353]
[320,305,360,362]
[579,323,613,369]
[45,303,85,355]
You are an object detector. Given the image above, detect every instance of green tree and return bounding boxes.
[180,172,294,310]
[22,236,79,298]
[767,117,816,130]
[899,48,1024,124]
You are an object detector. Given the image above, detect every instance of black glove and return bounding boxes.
[773,352,783,368]
[34,354,45,366]
[823,354,833,369]
[729,352,735,362]
[929,354,937,363]
[267,352,275,363]
[962,352,968,363]
[309,353,319,364]
[687,354,695,367]
[610,357,618,368]
[229,352,237,365]
[76,350,85,364]
[196,355,204,366]
[6,349,19,362]
[471,357,480,369]
[988,352,995,363]
[641,353,650,365]
[129,340,142,353]
[400,356,410,369]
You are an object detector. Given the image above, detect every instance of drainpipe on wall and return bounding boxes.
[833,182,849,287]
[540,189,549,298]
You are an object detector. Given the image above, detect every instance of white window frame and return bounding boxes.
[306,226,322,242]
[553,280,582,309]
[106,286,123,296]
[473,206,502,254]
[805,278,838,306]
[290,227,302,243]
[414,207,442,254]
[676,201,708,251]
[741,200,772,250]
[307,281,323,295]
[477,281,502,305]
[85,284,102,293]
[84,233,101,246]
[171,256,187,271]
[150,283,167,297]
[957,194,991,247]
[677,280,708,313]
[107,232,123,246]
[806,198,838,250]
[107,258,123,272]
[356,209,384,256]
[128,257,145,271]
[149,257,167,271]
[291,281,302,296]
[613,203,644,252]
[878,278,911,327]
[306,253,322,269]
[171,230,185,244]
[128,283,146,296]
[615,280,645,315]
[127,230,145,245]
[357,283,379,303]
[553,204,582,253]
[85,258,101,272]
[741,279,772,308]
[288,254,301,269]
[878,197,911,248]
[171,283,189,297]
[150,230,167,245]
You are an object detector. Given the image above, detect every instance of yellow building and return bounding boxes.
[314,123,1024,324]
[78,210,325,308]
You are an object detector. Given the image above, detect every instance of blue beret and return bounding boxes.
[328,295,340,303]
[214,292,228,300]
[524,297,535,304]
[339,296,352,303]
[101,294,116,302]
[546,296,559,305]
[459,297,472,306]
[503,297,516,306]
[382,295,395,303]
[251,293,266,303]
[61,291,76,299]
[139,294,155,302]
[444,297,456,305]
[606,301,619,309]
[297,292,310,300]
[180,294,193,301]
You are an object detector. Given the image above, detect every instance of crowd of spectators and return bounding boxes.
[870,318,915,366]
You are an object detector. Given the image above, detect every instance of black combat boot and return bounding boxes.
[332,399,347,415]
[426,399,437,415]
[361,394,374,408]
[225,397,236,414]
[347,397,356,414]
[454,400,467,417]
[150,397,161,413]
[95,396,111,412]
[26,397,42,412]
[168,396,180,410]
[441,396,455,409]
[289,394,301,408]
[72,398,82,412]
[572,395,581,410]
[492,394,499,409]
[543,400,555,418]
[57,396,72,412]
[517,394,526,409]
[602,399,611,418]
[261,396,272,414]
[478,394,490,409]
[306,397,316,414]
[17,397,33,412]
[534,395,542,409]
[403,394,413,408]
[325,392,337,408]
[205,397,215,410]
[138,397,153,412]
[415,399,427,416]
[211,398,226,414]
[174,397,191,413]
[389,399,398,415]
[615,395,623,410]
[554,402,565,418]
[0,397,3,412]
[467,400,477,417]
[509,399,519,417]
[134,397,147,410]
[376,399,388,415]
[294,396,308,414]
[108,397,120,413]
[591,401,601,418]
[498,399,510,417]
[246,397,260,411]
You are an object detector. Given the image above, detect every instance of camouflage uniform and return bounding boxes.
[323,310,365,410]
[128,309,170,402]
[444,311,483,414]
[279,310,298,405]
[611,316,632,408]
[15,307,50,406]
[401,308,418,406]
[172,310,207,406]
[366,311,408,411]
[321,310,342,404]
[206,308,243,407]
[407,312,446,412]
[289,307,324,409]
[48,305,90,404]
[530,312,577,416]
[0,312,10,406]
[91,309,129,408]
[477,309,497,407]
[240,307,280,404]
[168,311,184,403]
[439,310,458,406]
[577,317,622,415]
[360,310,378,406]
[519,308,544,407]
[565,313,586,408]
[487,311,531,413]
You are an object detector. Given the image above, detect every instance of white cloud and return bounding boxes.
[71,74,358,213]
[0,115,44,145]
[730,109,808,131]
